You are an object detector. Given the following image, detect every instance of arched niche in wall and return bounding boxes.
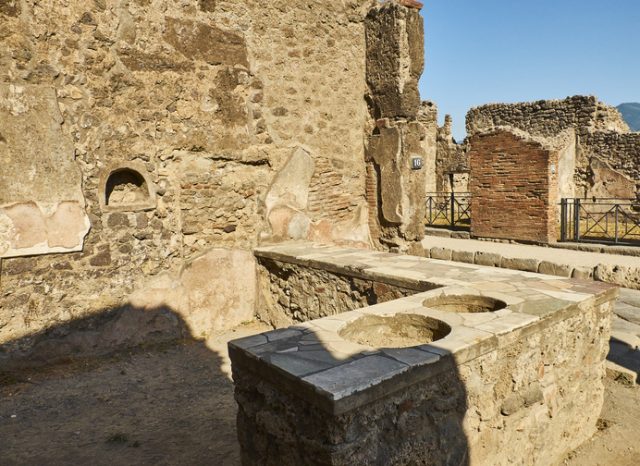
[99,164,156,212]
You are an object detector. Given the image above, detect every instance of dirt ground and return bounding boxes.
[1,322,638,466]
[563,379,640,466]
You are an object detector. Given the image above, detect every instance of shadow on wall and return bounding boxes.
[0,305,244,465]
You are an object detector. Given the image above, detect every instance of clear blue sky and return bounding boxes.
[419,0,640,141]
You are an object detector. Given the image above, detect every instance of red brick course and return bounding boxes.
[469,130,558,243]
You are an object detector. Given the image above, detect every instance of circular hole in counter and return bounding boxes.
[339,314,451,349]
[422,295,507,313]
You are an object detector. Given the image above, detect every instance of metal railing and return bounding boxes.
[426,192,471,230]
[560,198,640,246]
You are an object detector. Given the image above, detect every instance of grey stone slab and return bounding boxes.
[475,312,539,336]
[419,326,496,363]
[252,338,301,357]
[530,288,591,303]
[612,317,640,347]
[382,348,441,366]
[267,353,336,377]
[302,355,408,400]
[229,334,268,350]
[264,328,304,343]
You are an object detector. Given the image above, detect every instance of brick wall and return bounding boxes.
[469,130,558,243]
[307,157,364,224]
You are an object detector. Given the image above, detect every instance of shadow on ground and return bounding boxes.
[0,305,267,466]
[608,337,640,383]
[0,302,473,466]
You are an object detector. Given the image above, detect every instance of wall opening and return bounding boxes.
[100,165,156,212]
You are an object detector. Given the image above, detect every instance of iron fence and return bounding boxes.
[426,192,471,230]
[560,198,640,246]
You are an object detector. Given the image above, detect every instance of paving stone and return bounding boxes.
[615,303,640,328]
[618,288,640,308]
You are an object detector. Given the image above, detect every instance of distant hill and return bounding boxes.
[617,103,640,131]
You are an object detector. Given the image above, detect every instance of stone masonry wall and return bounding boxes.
[234,290,612,466]
[0,0,378,356]
[436,115,469,192]
[256,258,419,329]
[469,129,560,243]
[581,132,640,198]
[364,2,431,254]
[466,95,629,138]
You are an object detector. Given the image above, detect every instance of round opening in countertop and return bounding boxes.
[422,294,507,313]
[339,314,451,349]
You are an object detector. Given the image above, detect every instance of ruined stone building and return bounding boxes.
[426,96,640,244]
[0,1,442,363]
[464,96,640,243]
[1,0,637,366]
[435,114,469,193]
[467,95,640,201]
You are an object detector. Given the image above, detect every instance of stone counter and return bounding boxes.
[230,243,617,466]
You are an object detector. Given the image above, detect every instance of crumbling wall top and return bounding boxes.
[466,95,629,138]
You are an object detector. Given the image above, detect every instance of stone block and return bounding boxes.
[430,247,452,261]
[501,257,541,273]
[424,227,452,238]
[606,361,638,386]
[365,3,424,119]
[538,261,573,277]
[572,266,595,280]
[595,264,640,290]
[451,231,471,239]
[452,250,475,264]
[475,251,501,267]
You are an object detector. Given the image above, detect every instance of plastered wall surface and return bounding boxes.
[0,0,385,353]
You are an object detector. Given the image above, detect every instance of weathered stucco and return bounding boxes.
[0,84,90,257]
[0,0,382,353]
